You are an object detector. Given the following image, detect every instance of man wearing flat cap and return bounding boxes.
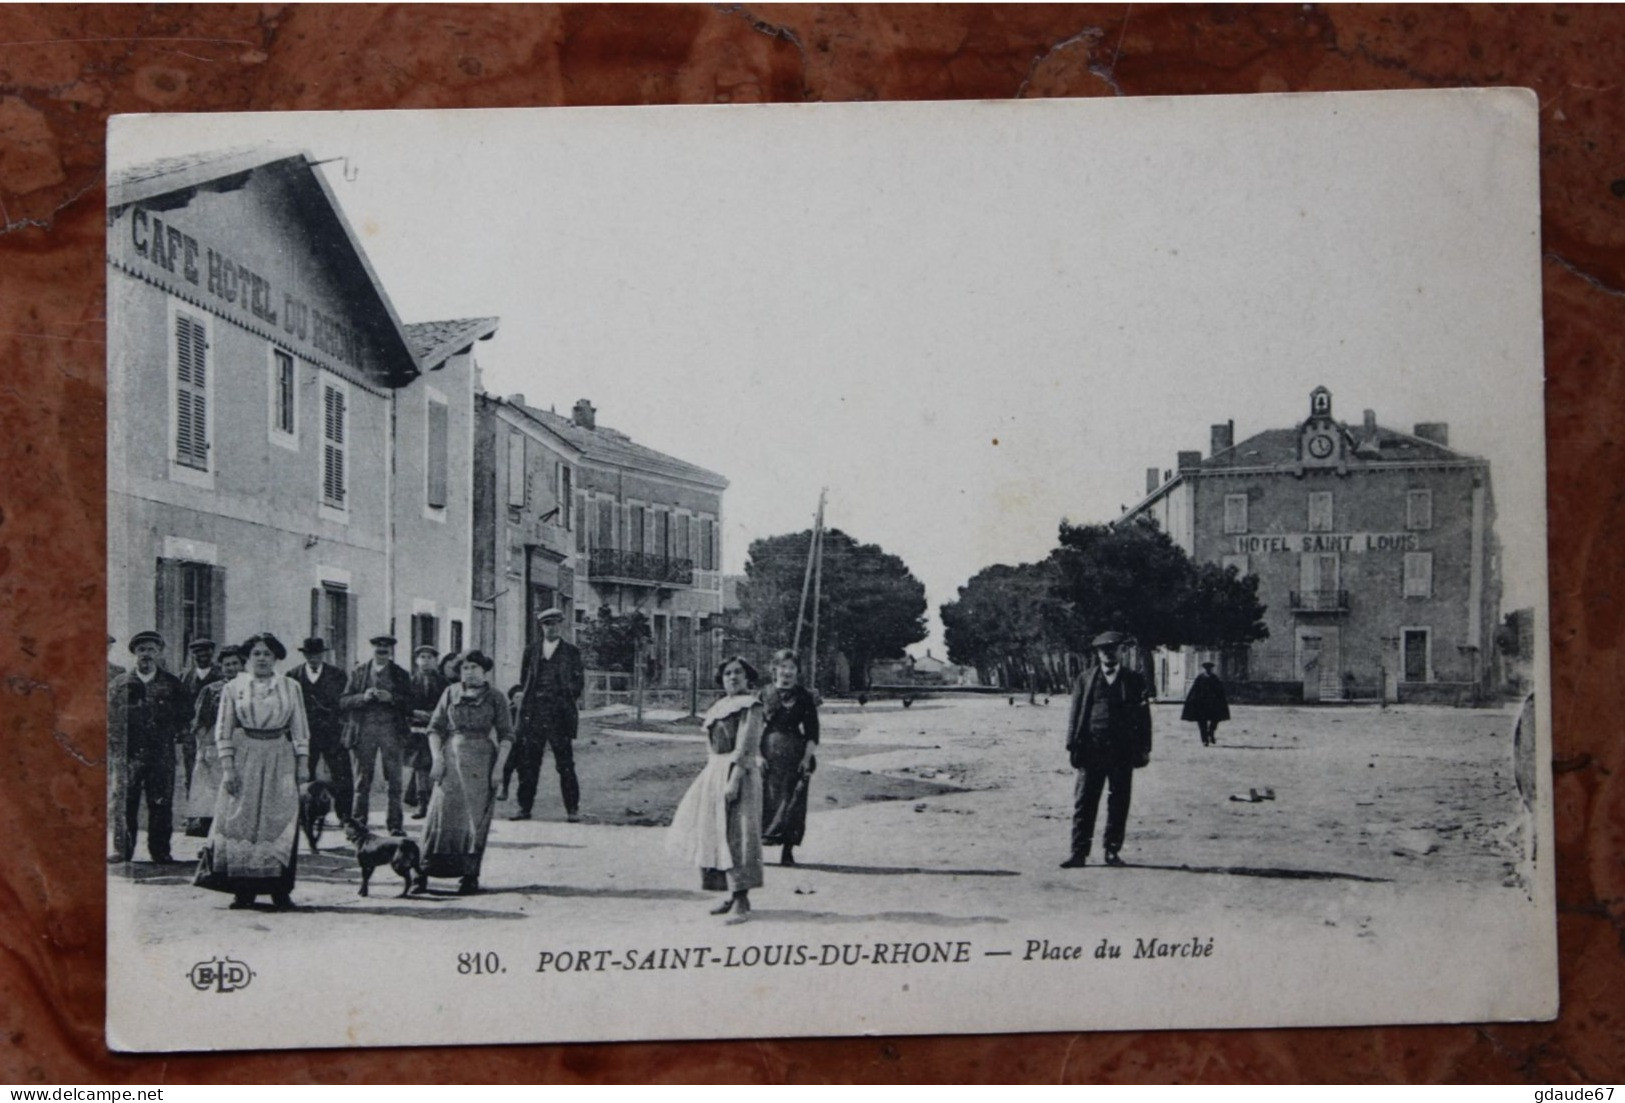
[178,637,223,793]
[514,606,585,822]
[340,634,413,835]
[288,637,353,822]
[1061,631,1154,869]
[107,630,189,863]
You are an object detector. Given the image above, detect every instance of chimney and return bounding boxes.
[1177,450,1202,472]
[572,399,597,430]
[1146,467,1160,494]
[506,393,527,408]
[1363,409,1377,433]
[1413,422,1449,446]
[1210,420,1234,456]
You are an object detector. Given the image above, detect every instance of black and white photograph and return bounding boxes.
[105,89,1555,1051]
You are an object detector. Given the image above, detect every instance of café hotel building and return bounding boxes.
[1127,387,1500,704]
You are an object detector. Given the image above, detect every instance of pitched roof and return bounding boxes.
[107,145,303,208]
[404,318,500,370]
[506,399,728,489]
[1202,421,1468,470]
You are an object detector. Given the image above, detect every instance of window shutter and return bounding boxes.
[427,401,449,508]
[507,432,526,507]
[174,313,209,468]
[323,385,347,506]
[310,588,322,641]
[207,565,227,644]
[154,558,184,667]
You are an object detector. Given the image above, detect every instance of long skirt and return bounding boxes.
[666,754,763,892]
[422,734,498,879]
[760,731,811,848]
[195,733,299,897]
[184,736,222,836]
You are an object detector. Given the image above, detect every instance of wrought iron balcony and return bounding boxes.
[588,548,694,587]
[1290,588,1350,612]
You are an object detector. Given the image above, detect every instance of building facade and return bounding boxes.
[473,395,728,694]
[107,149,492,673]
[1126,387,1500,704]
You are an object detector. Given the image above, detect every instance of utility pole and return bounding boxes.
[793,488,826,655]
[809,517,825,692]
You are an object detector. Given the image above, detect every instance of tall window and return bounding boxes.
[411,612,439,654]
[654,509,670,560]
[1299,552,1339,594]
[157,558,225,654]
[558,465,572,528]
[1307,491,1333,533]
[449,620,464,655]
[1406,489,1433,530]
[1223,493,1248,534]
[506,432,526,507]
[270,348,296,442]
[310,583,351,670]
[1402,628,1430,682]
[674,513,691,561]
[321,382,348,509]
[596,499,615,550]
[700,518,716,570]
[426,397,449,509]
[173,310,210,470]
[575,491,587,552]
[629,505,645,555]
[1403,551,1433,598]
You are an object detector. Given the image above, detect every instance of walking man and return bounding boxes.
[178,637,222,792]
[341,634,413,836]
[513,607,585,822]
[1181,661,1231,746]
[107,630,189,863]
[1061,631,1153,869]
[289,637,353,823]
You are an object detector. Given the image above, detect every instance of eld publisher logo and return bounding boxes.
[188,957,254,993]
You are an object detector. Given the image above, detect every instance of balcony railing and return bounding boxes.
[588,548,695,587]
[1289,589,1350,612]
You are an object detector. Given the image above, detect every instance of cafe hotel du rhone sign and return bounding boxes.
[1233,531,1422,555]
[125,205,372,374]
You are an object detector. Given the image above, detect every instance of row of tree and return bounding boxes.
[940,518,1269,693]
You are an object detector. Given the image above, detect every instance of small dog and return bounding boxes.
[299,779,335,852]
[341,817,423,898]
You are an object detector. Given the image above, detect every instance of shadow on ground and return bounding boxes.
[788,861,1020,877]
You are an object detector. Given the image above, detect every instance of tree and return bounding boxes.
[940,561,1076,694]
[577,605,650,673]
[736,528,928,691]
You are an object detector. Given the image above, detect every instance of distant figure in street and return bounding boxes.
[178,637,223,793]
[108,630,189,864]
[288,637,353,830]
[405,645,447,820]
[184,644,244,837]
[1181,662,1231,746]
[341,634,413,836]
[418,650,513,895]
[513,608,585,822]
[667,655,765,923]
[1060,631,1153,869]
[195,633,310,910]
[759,649,820,867]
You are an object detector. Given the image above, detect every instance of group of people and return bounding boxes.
[106,605,588,908]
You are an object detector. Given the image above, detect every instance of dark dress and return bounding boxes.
[421,683,514,880]
[759,685,820,848]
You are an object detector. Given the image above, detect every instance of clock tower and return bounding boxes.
[1300,385,1343,469]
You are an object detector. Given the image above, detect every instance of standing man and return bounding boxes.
[405,644,448,820]
[341,634,413,835]
[1181,661,1231,746]
[289,637,353,825]
[514,607,585,822]
[107,630,189,863]
[178,637,222,792]
[1061,631,1153,869]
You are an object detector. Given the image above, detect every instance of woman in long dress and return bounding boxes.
[418,650,513,895]
[183,644,243,837]
[195,634,310,910]
[759,649,820,867]
[666,655,765,922]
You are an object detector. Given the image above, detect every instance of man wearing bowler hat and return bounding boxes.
[178,637,223,792]
[514,607,585,822]
[107,630,189,863]
[1061,631,1154,869]
[289,636,353,823]
[340,634,413,835]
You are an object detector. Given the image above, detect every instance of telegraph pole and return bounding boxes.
[793,488,826,655]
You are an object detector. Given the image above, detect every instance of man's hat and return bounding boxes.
[128,630,165,653]
[536,608,565,624]
[413,644,439,659]
[188,638,216,652]
[298,637,328,655]
[216,644,244,662]
[370,634,398,647]
[1090,630,1127,649]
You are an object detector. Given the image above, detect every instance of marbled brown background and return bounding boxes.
[0,2,1620,1084]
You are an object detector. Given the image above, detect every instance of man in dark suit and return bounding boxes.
[341,634,414,835]
[405,644,448,819]
[514,607,585,822]
[1061,631,1153,869]
[288,636,353,825]
[107,630,190,863]
[178,637,223,793]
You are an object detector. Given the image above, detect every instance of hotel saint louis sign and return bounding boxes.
[1234,532,1424,555]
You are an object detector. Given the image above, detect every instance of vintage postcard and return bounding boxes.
[105,89,1555,1051]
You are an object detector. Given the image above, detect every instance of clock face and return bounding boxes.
[1308,432,1335,459]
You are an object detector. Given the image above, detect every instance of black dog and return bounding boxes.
[299,779,335,852]
[341,818,423,898]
